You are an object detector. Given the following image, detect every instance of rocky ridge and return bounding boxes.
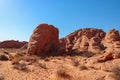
[27,24,120,61]
[0,40,27,49]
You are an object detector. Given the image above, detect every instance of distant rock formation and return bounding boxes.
[0,40,27,49]
[27,24,59,56]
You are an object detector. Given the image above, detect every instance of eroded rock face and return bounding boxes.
[28,24,120,59]
[27,24,59,56]
[59,28,120,58]
[0,40,27,49]
[59,28,106,54]
[88,37,103,53]
[102,29,120,53]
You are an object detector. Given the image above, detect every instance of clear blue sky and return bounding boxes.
[0,0,120,41]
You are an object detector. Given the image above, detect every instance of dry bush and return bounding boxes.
[79,65,88,70]
[13,62,28,72]
[0,53,9,61]
[111,67,120,80]
[72,59,80,67]
[55,64,84,80]
[0,73,4,80]
[10,52,25,64]
[21,55,39,63]
[10,51,40,65]
[38,62,47,69]
[56,65,73,80]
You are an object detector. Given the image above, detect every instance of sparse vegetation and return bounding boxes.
[13,62,28,71]
[79,65,88,70]
[39,62,47,69]
[111,67,120,80]
[22,55,39,63]
[56,65,73,80]
[72,59,80,67]
[0,53,9,61]
[0,73,4,80]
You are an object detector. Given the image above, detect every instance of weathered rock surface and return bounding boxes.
[27,24,59,56]
[59,28,106,54]
[102,29,120,53]
[28,24,120,60]
[0,40,27,49]
[20,43,28,50]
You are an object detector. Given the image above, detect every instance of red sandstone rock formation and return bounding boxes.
[20,43,28,49]
[102,29,120,53]
[27,24,59,56]
[0,40,27,49]
[58,28,106,54]
[28,24,120,60]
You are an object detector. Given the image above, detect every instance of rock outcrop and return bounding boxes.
[0,40,27,49]
[102,29,120,53]
[28,24,120,60]
[58,28,106,54]
[27,24,59,56]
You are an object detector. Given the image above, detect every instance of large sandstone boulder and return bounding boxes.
[27,24,59,56]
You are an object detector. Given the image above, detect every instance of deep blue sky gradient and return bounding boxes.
[0,0,120,41]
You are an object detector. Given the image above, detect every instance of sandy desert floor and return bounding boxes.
[0,48,120,80]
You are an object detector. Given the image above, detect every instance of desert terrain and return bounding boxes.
[0,24,120,80]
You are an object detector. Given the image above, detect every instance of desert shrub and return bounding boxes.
[22,55,40,64]
[69,51,95,57]
[11,57,20,65]
[79,65,88,70]
[0,54,9,61]
[9,52,25,61]
[0,73,4,80]
[10,54,40,65]
[56,65,72,80]
[72,59,80,67]
[13,62,28,71]
[39,62,47,69]
[111,67,120,80]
